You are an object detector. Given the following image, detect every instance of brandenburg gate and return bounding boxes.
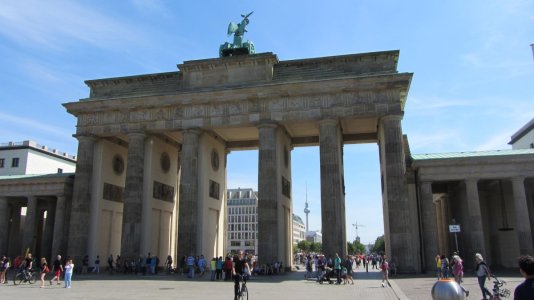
[63,50,418,272]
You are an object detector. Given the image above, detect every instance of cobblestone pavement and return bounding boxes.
[0,267,523,299]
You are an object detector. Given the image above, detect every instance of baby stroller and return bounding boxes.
[317,266,335,284]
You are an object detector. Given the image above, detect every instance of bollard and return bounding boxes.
[431,278,465,300]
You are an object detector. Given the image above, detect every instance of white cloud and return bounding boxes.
[0,1,143,52]
[0,112,72,138]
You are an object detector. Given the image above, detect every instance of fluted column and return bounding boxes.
[177,129,201,258]
[511,177,534,254]
[419,181,438,272]
[51,195,66,258]
[121,132,147,259]
[379,115,417,273]
[0,197,8,255]
[22,196,38,253]
[319,119,346,258]
[465,178,486,257]
[257,123,280,264]
[67,135,96,260]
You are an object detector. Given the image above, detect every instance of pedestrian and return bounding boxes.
[381,255,391,287]
[216,256,223,280]
[440,254,449,278]
[435,254,442,280]
[474,253,492,300]
[107,254,114,274]
[81,255,89,274]
[0,255,9,284]
[50,254,63,285]
[198,255,206,277]
[224,256,233,280]
[333,253,342,284]
[93,255,100,273]
[39,257,49,288]
[210,257,217,281]
[514,255,534,300]
[64,258,74,288]
[187,254,195,278]
[451,255,469,297]
[345,256,354,284]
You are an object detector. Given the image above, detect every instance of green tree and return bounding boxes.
[297,240,311,252]
[347,241,355,254]
[347,240,366,255]
[309,242,322,253]
[372,235,385,253]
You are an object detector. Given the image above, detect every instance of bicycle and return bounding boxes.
[491,275,511,299]
[237,274,248,300]
[13,268,38,285]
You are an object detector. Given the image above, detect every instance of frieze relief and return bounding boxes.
[76,90,397,130]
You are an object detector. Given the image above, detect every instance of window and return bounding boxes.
[57,168,63,174]
[0,158,4,168]
[11,157,19,167]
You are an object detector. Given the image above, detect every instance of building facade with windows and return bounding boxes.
[292,214,306,245]
[509,118,534,149]
[227,188,258,255]
[0,140,76,176]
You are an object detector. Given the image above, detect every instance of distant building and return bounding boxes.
[306,230,322,243]
[0,140,76,176]
[509,118,534,149]
[226,188,258,255]
[292,214,306,244]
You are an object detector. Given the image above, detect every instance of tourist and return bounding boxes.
[64,258,74,288]
[474,253,492,300]
[166,255,173,274]
[39,257,49,288]
[93,255,100,273]
[345,256,354,284]
[514,255,534,300]
[333,253,342,284]
[107,254,114,274]
[81,255,89,274]
[381,255,391,287]
[224,256,233,280]
[452,255,469,297]
[50,254,63,285]
[23,253,33,277]
[210,257,217,281]
[435,254,442,279]
[216,256,223,280]
[187,254,195,278]
[198,255,206,277]
[0,255,8,284]
[232,251,249,300]
[440,254,449,278]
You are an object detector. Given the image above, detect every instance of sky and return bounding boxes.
[0,0,533,245]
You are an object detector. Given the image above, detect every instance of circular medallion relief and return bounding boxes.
[160,152,171,173]
[211,149,220,171]
[112,154,124,175]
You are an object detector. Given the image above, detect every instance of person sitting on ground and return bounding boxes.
[514,255,534,300]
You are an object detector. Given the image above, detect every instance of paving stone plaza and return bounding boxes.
[0,268,523,300]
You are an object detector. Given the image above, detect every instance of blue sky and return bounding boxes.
[1,0,533,245]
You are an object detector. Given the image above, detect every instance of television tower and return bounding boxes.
[304,183,310,233]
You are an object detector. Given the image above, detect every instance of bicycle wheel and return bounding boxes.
[240,285,248,300]
[28,272,38,284]
[13,273,24,285]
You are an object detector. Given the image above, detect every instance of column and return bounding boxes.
[0,197,8,255]
[51,195,66,258]
[121,132,147,259]
[465,178,486,256]
[42,204,55,261]
[511,177,534,254]
[379,115,418,273]
[257,123,280,264]
[140,137,154,255]
[177,129,201,258]
[22,196,38,253]
[419,182,438,272]
[67,135,96,261]
[319,119,347,258]
[8,206,21,257]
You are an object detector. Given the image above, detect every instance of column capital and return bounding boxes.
[379,114,404,124]
[127,131,147,140]
[319,118,339,126]
[510,176,526,184]
[465,177,479,184]
[257,122,278,130]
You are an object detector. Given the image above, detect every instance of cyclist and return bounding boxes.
[232,250,250,300]
[22,253,33,279]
